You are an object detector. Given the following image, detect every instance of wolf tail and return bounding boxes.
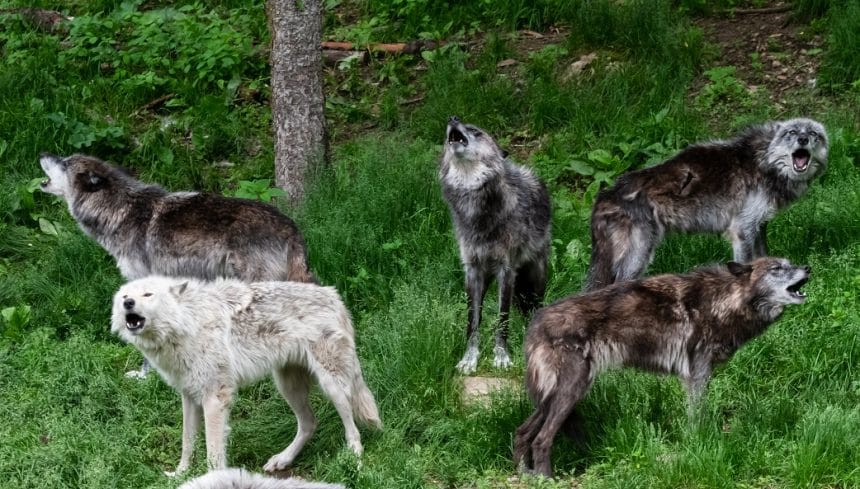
[514,258,548,316]
[337,305,382,430]
[351,371,383,430]
[287,238,318,284]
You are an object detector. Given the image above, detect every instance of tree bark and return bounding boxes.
[266,0,326,207]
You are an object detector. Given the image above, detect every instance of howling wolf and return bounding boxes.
[112,276,382,476]
[514,257,810,476]
[585,118,827,291]
[439,116,552,374]
[39,153,315,376]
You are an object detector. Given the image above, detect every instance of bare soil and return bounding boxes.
[691,3,825,106]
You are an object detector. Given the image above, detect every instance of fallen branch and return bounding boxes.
[133,93,175,115]
[730,5,792,15]
[321,40,444,55]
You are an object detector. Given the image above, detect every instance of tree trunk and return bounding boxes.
[266,0,326,207]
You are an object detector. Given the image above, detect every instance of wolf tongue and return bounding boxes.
[794,154,809,169]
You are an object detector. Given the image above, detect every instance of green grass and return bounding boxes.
[1,0,860,487]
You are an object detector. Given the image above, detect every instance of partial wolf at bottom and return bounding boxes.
[585,118,827,291]
[178,468,345,489]
[514,257,809,476]
[111,276,382,476]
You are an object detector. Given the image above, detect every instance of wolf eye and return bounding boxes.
[143,292,153,297]
[469,129,481,137]
[788,130,797,136]
[808,131,818,138]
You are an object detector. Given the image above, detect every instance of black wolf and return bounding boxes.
[586,118,827,291]
[514,257,810,476]
[439,117,552,374]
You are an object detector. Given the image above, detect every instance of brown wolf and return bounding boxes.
[514,257,810,476]
[585,118,826,291]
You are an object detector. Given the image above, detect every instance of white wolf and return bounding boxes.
[178,468,345,489]
[111,276,382,476]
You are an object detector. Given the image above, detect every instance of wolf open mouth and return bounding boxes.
[125,313,146,332]
[786,276,808,299]
[792,148,811,172]
[448,127,467,146]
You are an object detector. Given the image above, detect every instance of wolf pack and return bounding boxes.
[37,114,827,486]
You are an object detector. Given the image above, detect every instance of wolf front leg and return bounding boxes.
[493,266,515,369]
[165,393,202,477]
[457,265,490,374]
[202,388,233,471]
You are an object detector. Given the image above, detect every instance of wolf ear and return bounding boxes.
[170,281,188,297]
[727,262,752,276]
[82,171,107,192]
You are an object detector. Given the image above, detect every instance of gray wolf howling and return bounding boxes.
[514,257,810,476]
[39,153,316,376]
[585,118,827,291]
[112,276,382,476]
[439,116,551,374]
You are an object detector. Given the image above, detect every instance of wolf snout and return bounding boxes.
[448,115,461,125]
[798,136,809,146]
[123,298,136,310]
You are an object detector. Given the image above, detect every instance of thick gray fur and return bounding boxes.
[585,118,827,291]
[439,116,552,374]
[178,468,345,489]
[514,257,810,477]
[112,276,382,476]
[39,153,315,376]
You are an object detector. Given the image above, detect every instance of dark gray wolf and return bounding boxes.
[39,153,315,376]
[439,116,552,374]
[514,257,809,476]
[112,275,382,476]
[585,118,827,291]
[178,468,345,489]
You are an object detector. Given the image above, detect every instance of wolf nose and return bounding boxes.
[802,265,811,273]
[448,116,460,125]
[123,298,135,310]
[798,136,809,146]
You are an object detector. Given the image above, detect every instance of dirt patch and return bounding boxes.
[692,3,825,105]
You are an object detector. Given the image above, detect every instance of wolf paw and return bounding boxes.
[263,453,294,473]
[492,346,512,369]
[125,369,148,379]
[456,357,478,375]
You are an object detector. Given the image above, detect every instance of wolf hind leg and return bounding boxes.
[612,225,658,284]
[313,365,364,457]
[530,352,592,477]
[264,365,317,472]
[513,407,547,473]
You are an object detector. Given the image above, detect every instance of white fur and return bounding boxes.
[112,276,382,476]
[178,468,345,489]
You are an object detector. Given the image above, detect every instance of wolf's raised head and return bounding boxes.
[764,118,828,180]
[442,116,508,168]
[729,257,810,320]
[111,276,193,349]
[40,153,117,198]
